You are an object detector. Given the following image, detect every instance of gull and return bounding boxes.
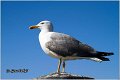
[29,20,113,73]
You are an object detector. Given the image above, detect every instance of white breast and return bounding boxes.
[39,32,60,58]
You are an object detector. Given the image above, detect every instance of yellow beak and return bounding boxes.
[29,25,39,29]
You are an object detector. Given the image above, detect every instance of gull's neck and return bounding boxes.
[39,28,53,39]
[40,25,53,34]
[39,28,53,45]
[42,29,53,32]
[40,28,53,34]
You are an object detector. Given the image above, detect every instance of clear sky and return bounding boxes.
[1,1,119,79]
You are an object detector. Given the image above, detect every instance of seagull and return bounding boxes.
[29,20,113,73]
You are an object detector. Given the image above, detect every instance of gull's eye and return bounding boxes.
[41,22,44,24]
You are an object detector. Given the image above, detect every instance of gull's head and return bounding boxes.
[29,20,53,31]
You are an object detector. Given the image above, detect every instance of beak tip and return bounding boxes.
[29,27,32,29]
[29,25,39,30]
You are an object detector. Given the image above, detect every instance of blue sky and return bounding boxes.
[1,1,119,79]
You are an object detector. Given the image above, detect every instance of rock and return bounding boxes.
[33,72,94,79]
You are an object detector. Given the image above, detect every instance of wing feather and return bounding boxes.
[45,33,95,57]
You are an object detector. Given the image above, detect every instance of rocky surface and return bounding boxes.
[33,72,94,79]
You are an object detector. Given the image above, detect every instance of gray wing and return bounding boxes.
[45,33,96,57]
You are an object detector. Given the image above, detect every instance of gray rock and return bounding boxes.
[33,72,94,79]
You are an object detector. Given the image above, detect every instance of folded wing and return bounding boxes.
[45,32,96,57]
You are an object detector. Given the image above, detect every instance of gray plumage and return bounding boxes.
[46,33,96,58]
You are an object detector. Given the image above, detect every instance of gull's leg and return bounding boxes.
[62,60,65,73]
[57,58,62,74]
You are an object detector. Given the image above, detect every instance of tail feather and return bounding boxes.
[95,51,114,61]
[97,51,114,56]
[97,56,110,61]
